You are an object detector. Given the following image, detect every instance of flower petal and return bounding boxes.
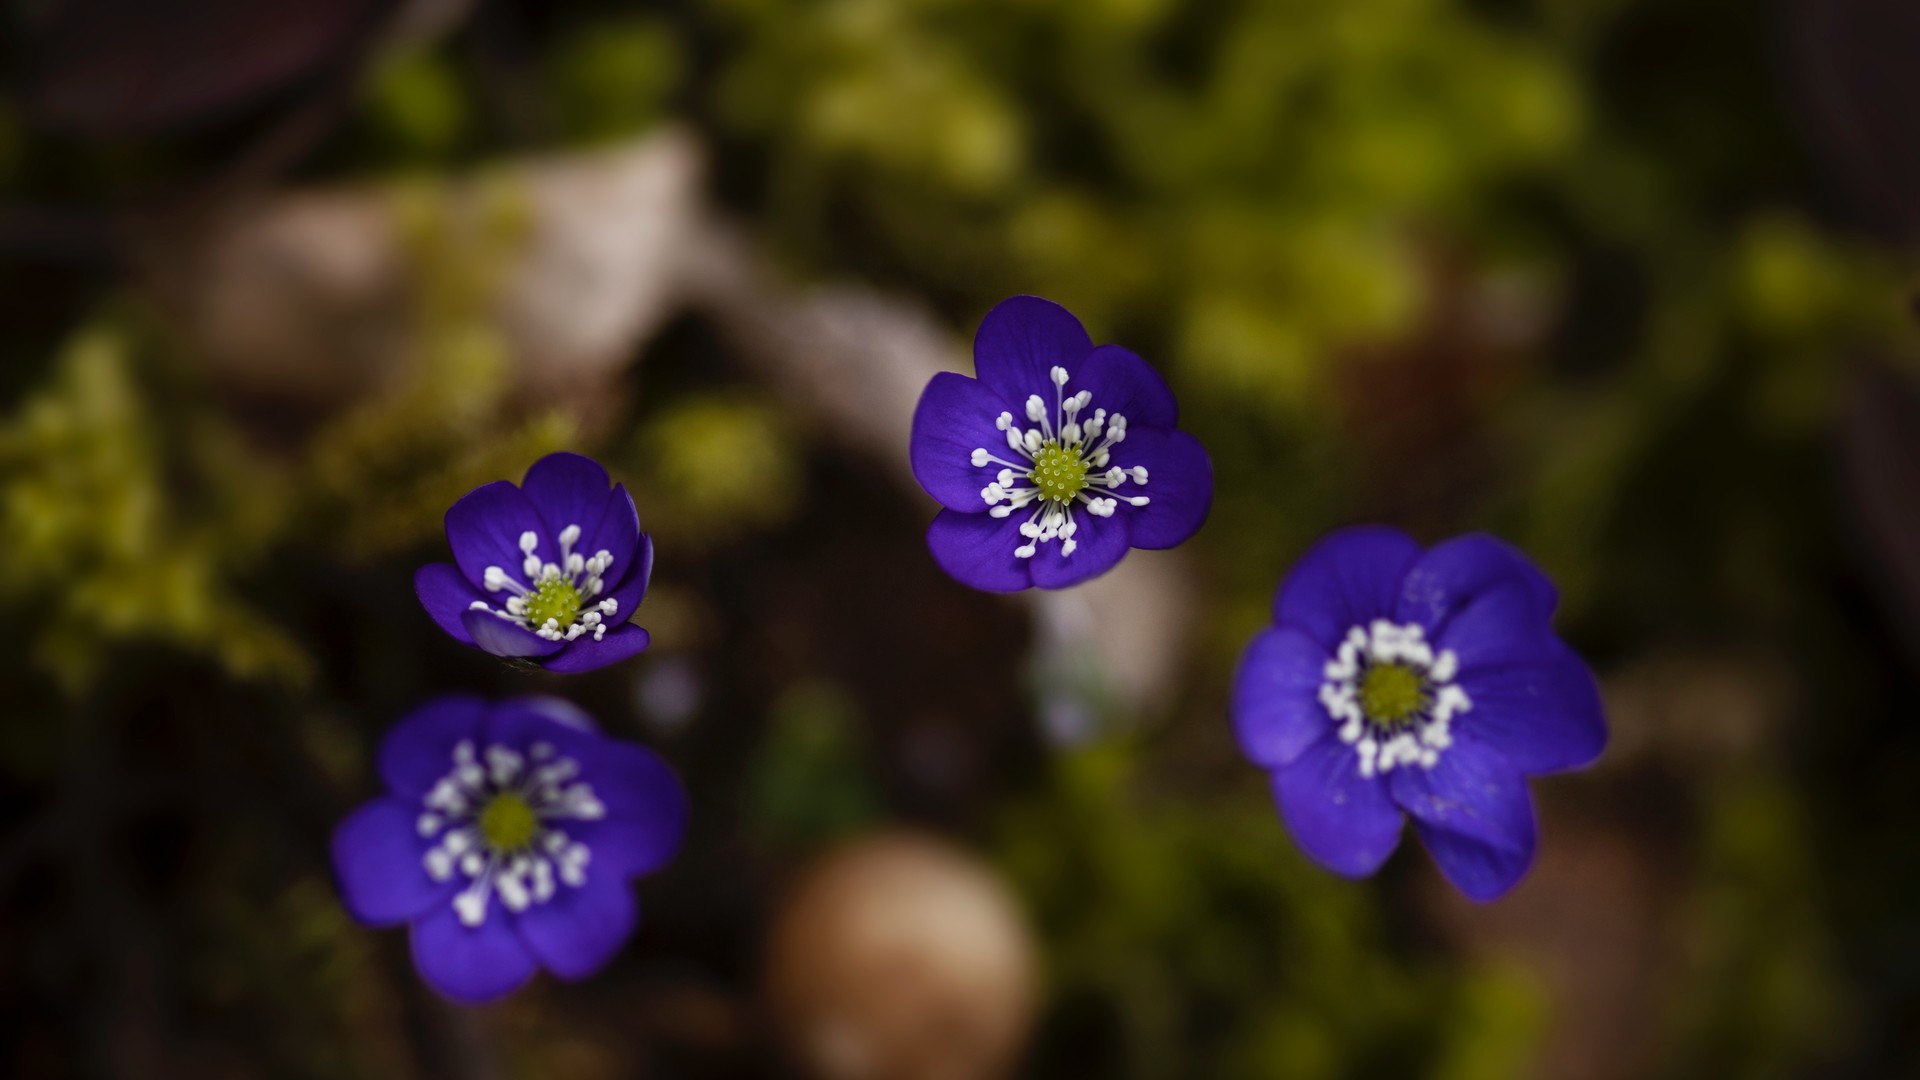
[1274,526,1421,650]
[1396,533,1558,635]
[1455,646,1606,774]
[1432,580,1560,670]
[1029,508,1131,589]
[1233,627,1333,769]
[1111,427,1211,550]
[462,608,566,658]
[409,902,538,1004]
[485,698,604,757]
[1270,735,1404,878]
[445,480,549,593]
[926,508,1033,592]
[971,296,1093,400]
[332,798,452,926]
[600,533,654,623]
[1075,344,1178,428]
[910,372,1021,513]
[378,695,489,798]
[521,452,614,546]
[575,815,686,879]
[1387,736,1537,901]
[540,624,652,674]
[587,484,644,591]
[415,563,483,645]
[513,873,639,982]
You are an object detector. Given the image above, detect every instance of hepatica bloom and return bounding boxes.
[332,695,687,1003]
[909,296,1212,591]
[416,453,653,673]
[1233,527,1606,901]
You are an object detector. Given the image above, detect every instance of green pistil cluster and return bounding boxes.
[479,793,539,851]
[1359,663,1427,728]
[523,576,584,630]
[1030,440,1091,502]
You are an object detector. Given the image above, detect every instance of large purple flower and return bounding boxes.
[331,695,687,1003]
[415,453,654,674]
[1232,526,1606,901]
[909,296,1213,591]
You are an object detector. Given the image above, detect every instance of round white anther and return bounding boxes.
[971,448,991,467]
[519,531,539,554]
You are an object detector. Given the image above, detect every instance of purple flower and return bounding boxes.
[331,695,688,1003]
[1232,526,1606,901]
[909,296,1213,591]
[415,453,654,674]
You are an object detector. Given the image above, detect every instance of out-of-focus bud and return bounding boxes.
[765,831,1038,1080]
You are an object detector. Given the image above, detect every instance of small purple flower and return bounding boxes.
[415,453,654,674]
[1232,526,1606,901]
[909,296,1213,591]
[331,695,688,1003]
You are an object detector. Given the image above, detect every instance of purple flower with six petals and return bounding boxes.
[909,296,1213,591]
[1232,526,1606,901]
[416,453,654,674]
[332,695,688,1003]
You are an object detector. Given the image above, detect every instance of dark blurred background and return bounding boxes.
[2,0,1919,1076]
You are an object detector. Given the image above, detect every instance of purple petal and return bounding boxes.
[926,508,1033,592]
[971,296,1093,400]
[461,609,566,659]
[1111,428,1212,550]
[501,695,600,733]
[540,624,652,674]
[415,563,483,645]
[485,698,605,758]
[599,533,654,625]
[588,484,644,590]
[444,480,548,593]
[1387,737,1537,901]
[1396,533,1558,635]
[512,873,638,982]
[1029,510,1131,589]
[1233,627,1333,769]
[1274,526,1421,650]
[521,452,615,547]
[378,695,488,798]
[332,798,452,926]
[910,372,1021,513]
[575,815,685,879]
[1270,736,1404,878]
[1432,581,1560,670]
[1455,647,1606,774]
[581,741,689,833]
[1074,344,1178,428]
[409,903,538,1004]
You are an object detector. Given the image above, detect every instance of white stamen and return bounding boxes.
[951,368,1168,561]
[1318,620,1472,778]
[411,742,606,926]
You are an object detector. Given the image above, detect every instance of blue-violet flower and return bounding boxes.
[332,694,688,1003]
[416,452,654,674]
[1232,526,1606,901]
[909,296,1213,591]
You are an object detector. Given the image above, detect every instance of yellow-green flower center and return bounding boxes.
[523,576,583,629]
[478,793,539,851]
[1029,440,1091,502]
[1359,663,1427,727]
